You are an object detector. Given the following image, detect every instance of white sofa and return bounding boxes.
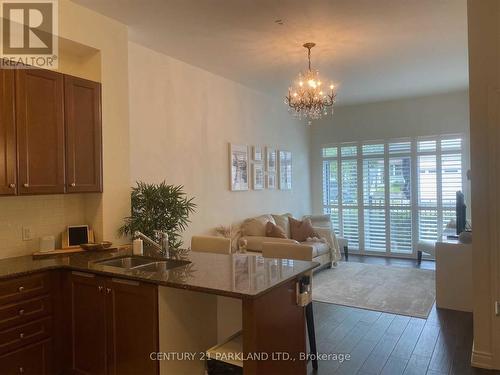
[240,214,341,269]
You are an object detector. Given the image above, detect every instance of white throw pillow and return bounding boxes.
[242,214,276,236]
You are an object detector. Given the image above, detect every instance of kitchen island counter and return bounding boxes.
[0,247,318,299]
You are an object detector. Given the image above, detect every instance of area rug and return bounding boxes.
[312,262,436,318]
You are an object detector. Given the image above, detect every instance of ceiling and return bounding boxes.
[74,0,469,105]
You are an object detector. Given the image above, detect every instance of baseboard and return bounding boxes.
[471,345,494,369]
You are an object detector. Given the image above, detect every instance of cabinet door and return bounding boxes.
[0,338,52,374]
[65,76,102,193]
[16,69,65,195]
[69,272,107,375]
[106,278,158,375]
[0,68,16,195]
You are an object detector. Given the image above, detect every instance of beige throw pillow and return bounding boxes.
[242,214,276,236]
[289,217,317,242]
[271,213,292,238]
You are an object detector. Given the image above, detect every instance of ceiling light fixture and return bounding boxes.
[285,42,336,124]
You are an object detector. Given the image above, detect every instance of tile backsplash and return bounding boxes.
[0,194,87,259]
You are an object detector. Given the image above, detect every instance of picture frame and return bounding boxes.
[253,164,264,190]
[267,172,276,189]
[266,147,277,172]
[278,150,292,190]
[229,143,249,191]
[252,146,263,162]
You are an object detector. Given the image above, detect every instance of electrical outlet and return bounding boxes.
[22,226,33,241]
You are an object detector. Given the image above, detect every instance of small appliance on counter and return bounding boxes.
[39,235,56,252]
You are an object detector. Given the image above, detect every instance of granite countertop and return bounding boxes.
[0,247,319,299]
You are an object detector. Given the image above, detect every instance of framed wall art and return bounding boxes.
[253,164,264,190]
[229,143,249,191]
[266,147,277,172]
[278,150,292,190]
[252,146,263,162]
[267,172,276,189]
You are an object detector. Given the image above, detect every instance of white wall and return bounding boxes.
[128,42,311,245]
[310,90,470,214]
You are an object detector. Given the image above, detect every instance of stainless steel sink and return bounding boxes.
[95,256,153,269]
[133,260,190,273]
[94,255,190,272]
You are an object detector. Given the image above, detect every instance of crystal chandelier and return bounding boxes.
[285,42,336,124]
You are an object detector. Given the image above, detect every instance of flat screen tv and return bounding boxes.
[456,191,466,235]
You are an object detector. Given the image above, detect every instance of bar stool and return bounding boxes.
[191,235,231,254]
[262,242,318,371]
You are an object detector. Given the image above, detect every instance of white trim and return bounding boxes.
[471,345,494,369]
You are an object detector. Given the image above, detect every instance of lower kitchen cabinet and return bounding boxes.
[106,277,159,375]
[0,272,56,375]
[68,271,159,375]
[0,339,53,374]
[69,272,107,375]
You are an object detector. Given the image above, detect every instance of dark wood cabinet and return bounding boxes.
[65,76,102,193]
[68,272,159,375]
[69,272,107,375]
[0,339,53,375]
[16,69,65,195]
[243,278,307,375]
[0,68,17,195]
[106,278,158,375]
[0,272,55,374]
[0,66,103,197]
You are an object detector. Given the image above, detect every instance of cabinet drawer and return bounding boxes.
[0,295,52,330]
[0,317,52,355]
[0,273,51,306]
[0,338,52,374]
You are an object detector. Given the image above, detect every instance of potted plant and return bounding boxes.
[119,181,196,250]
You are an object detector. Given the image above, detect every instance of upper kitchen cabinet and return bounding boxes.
[16,69,65,195]
[0,68,17,196]
[64,76,102,193]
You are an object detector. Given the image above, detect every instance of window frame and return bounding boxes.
[321,134,466,259]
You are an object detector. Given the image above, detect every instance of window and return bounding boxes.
[321,135,464,256]
[417,137,463,243]
[389,142,412,254]
[362,145,385,252]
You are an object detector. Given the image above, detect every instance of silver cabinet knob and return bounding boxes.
[18,309,25,316]
[98,286,104,292]
[19,332,24,339]
[23,183,29,188]
[18,286,24,292]
[9,183,15,188]
[106,288,111,294]
[71,182,76,187]
[19,367,24,374]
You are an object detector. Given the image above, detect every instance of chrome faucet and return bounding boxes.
[134,230,169,258]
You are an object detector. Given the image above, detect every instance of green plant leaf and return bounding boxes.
[119,181,196,249]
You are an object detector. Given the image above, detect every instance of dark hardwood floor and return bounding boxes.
[307,255,497,375]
